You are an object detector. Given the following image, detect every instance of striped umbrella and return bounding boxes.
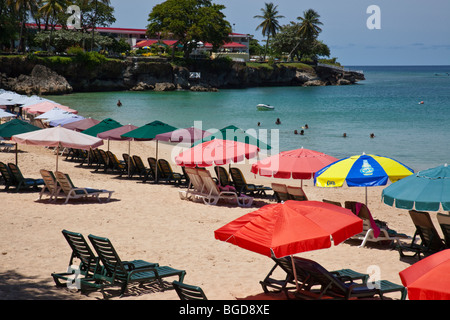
[314,153,414,204]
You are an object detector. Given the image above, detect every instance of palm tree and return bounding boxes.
[7,0,38,52]
[254,2,284,61]
[83,0,111,51]
[38,0,71,50]
[297,9,323,43]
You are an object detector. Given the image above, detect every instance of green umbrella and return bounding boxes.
[382,164,450,211]
[121,120,178,181]
[0,119,42,164]
[81,118,123,137]
[192,125,271,151]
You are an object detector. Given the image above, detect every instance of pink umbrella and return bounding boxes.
[154,127,212,144]
[12,126,103,171]
[63,118,100,132]
[97,124,138,141]
[23,101,78,115]
[175,139,259,168]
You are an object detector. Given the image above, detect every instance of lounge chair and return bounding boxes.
[214,166,234,187]
[198,169,253,207]
[173,281,207,300]
[132,155,153,181]
[345,201,404,248]
[322,199,342,207]
[397,210,446,259]
[271,183,290,202]
[106,151,126,175]
[7,162,44,192]
[84,234,185,298]
[0,161,15,191]
[38,169,63,201]
[229,167,272,197]
[157,158,186,185]
[178,167,207,201]
[147,157,161,182]
[94,149,109,172]
[287,185,308,201]
[281,256,406,300]
[80,148,98,167]
[437,213,450,248]
[122,153,136,178]
[55,171,114,204]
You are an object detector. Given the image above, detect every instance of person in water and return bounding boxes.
[117,100,122,107]
[300,130,304,135]
[370,133,375,138]
[343,133,347,138]
[275,118,281,125]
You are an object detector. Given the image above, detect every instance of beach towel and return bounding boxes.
[355,202,381,238]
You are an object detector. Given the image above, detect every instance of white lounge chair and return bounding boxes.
[178,167,207,201]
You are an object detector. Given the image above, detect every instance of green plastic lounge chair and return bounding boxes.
[106,151,126,175]
[157,158,185,185]
[7,162,44,192]
[38,169,63,201]
[55,171,114,204]
[287,186,308,201]
[173,281,207,300]
[0,161,15,191]
[132,155,153,181]
[437,213,450,248]
[84,234,185,298]
[397,210,445,259]
[271,183,289,202]
[214,166,234,187]
[229,167,272,197]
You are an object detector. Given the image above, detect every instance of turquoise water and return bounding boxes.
[47,65,450,172]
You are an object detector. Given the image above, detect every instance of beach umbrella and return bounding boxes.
[154,126,212,144]
[214,200,363,291]
[399,249,450,300]
[0,119,41,139]
[314,153,414,205]
[12,126,103,171]
[175,139,260,168]
[0,109,16,119]
[97,124,138,141]
[23,101,78,115]
[0,97,19,106]
[251,147,338,187]
[81,118,123,137]
[63,117,100,132]
[48,115,85,127]
[35,107,75,122]
[382,164,450,211]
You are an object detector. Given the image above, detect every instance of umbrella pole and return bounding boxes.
[15,143,18,165]
[155,140,159,183]
[290,255,300,292]
[56,144,59,172]
[128,140,131,177]
[365,186,368,206]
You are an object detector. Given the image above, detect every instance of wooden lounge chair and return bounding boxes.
[106,151,126,175]
[178,167,207,201]
[345,201,404,248]
[122,153,136,178]
[198,169,253,207]
[287,185,308,201]
[147,157,161,182]
[38,169,63,201]
[93,149,109,172]
[132,155,153,181]
[229,167,272,197]
[84,234,185,298]
[437,213,450,248]
[397,210,446,259]
[173,281,207,300]
[7,162,44,192]
[271,183,289,203]
[55,171,114,204]
[157,158,186,185]
[0,161,15,191]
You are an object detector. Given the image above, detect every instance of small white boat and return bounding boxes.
[257,104,274,111]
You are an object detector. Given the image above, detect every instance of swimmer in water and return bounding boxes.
[117,100,122,107]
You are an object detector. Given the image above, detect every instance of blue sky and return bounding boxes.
[109,0,450,66]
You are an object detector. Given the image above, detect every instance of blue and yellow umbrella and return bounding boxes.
[314,154,414,204]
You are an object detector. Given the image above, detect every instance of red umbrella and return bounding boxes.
[399,249,450,300]
[215,200,362,291]
[175,139,259,168]
[251,148,338,186]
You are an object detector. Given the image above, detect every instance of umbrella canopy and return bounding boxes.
[0,109,16,119]
[0,119,41,139]
[382,164,450,211]
[154,126,212,144]
[215,200,363,258]
[63,117,100,132]
[81,118,123,137]
[251,147,338,180]
[12,126,103,171]
[49,115,85,127]
[23,101,78,115]
[399,249,450,300]
[0,97,19,106]
[35,107,74,121]
[97,124,138,141]
[121,120,178,141]
[192,125,271,150]
[175,139,260,168]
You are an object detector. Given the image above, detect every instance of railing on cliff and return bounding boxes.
[317,63,364,75]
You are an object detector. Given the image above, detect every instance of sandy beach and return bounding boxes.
[0,139,432,301]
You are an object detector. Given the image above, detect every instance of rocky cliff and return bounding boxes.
[0,56,364,95]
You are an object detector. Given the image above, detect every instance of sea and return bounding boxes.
[46,65,450,172]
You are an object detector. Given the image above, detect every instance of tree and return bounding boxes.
[297,9,323,44]
[0,1,21,50]
[38,0,71,50]
[253,2,284,61]
[6,0,38,52]
[83,0,112,50]
[147,0,231,59]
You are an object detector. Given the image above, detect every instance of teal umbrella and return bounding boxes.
[81,118,123,137]
[382,164,450,211]
[192,125,271,151]
[0,119,41,164]
[121,120,178,181]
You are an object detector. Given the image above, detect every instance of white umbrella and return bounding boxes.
[0,109,16,119]
[35,107,75,122]
[12,126,103,171]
